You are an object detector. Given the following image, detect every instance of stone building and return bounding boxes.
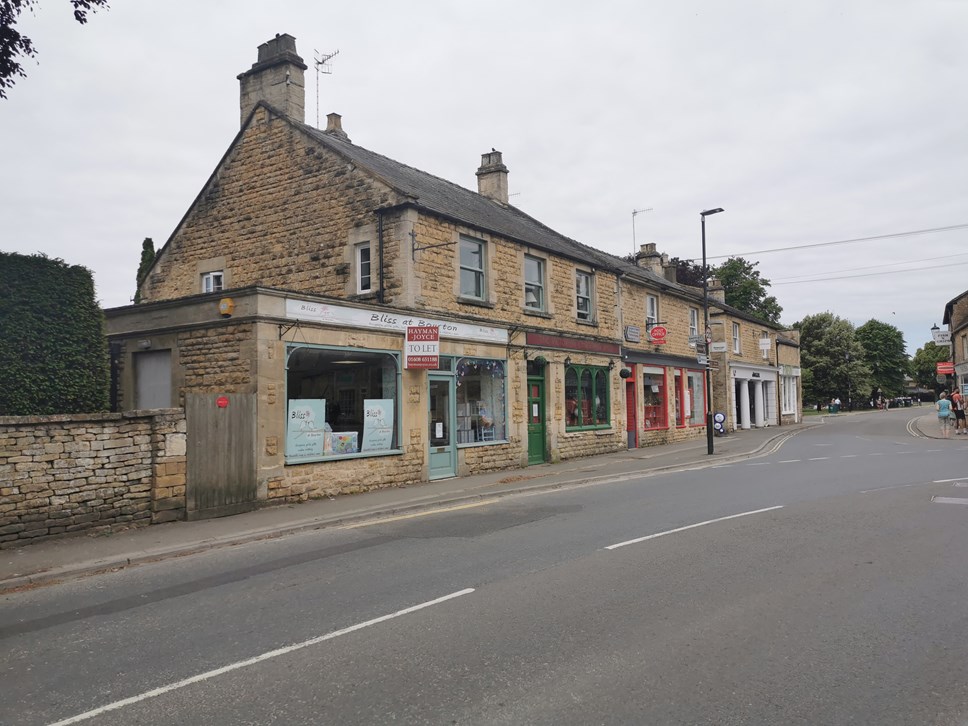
[943,289,968,394]
[105,34,800,516]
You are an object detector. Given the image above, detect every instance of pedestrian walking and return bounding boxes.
[937,392,953,438]
[952,388,966,434]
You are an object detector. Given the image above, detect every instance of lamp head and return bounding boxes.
[701,208,725,217]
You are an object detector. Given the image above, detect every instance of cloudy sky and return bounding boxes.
[2,0,965,353]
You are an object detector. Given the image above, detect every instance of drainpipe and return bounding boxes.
[377,210,385,304]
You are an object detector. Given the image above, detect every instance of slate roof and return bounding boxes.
[296,112,776,316]
[300,117,706,295]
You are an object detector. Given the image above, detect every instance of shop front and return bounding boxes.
[621,350,709,448]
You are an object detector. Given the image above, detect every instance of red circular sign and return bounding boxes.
[216,396,230,408]
[649,325,667,342]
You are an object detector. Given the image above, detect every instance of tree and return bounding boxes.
[0,251,109,414]
[668,256,704,287]
[911,341,951,397]
[854,319,909,397]
[796,312,871,409]
[1,0,109,99]
[713,257,783,324]
[134,237,156,304]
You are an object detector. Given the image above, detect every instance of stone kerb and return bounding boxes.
[0,409,187,547]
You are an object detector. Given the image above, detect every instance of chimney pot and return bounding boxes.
[476,150,509,204]
[324,112,351,142]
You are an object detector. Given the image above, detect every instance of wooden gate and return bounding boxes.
[186,393,258,520]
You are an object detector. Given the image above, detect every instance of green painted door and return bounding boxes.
[527,377,546,465]
[428,374,457,479]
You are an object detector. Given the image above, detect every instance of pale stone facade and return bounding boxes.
[105,34,800,514]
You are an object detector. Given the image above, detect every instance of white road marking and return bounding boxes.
[605,506,783,551]
[46,588,476,725]
[868,452,885,456]
[933,478,967,483]
[808,457,829,461]
[955,483,968,488]
[861,483,922,493]
[745,462,770,466]
[841,454,859,458]
[778,459,800,463]
[932,497,968,505]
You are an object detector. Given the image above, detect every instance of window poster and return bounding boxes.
[361,399,394,452]
[287,399,327,459]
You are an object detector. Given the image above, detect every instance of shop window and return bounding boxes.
[642,367,667,430]
[455,358,507,444]
[685,369,705,425]
[285,346,399,462]
[565,364,610,430]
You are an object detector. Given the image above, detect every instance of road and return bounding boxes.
[3,409,968,725]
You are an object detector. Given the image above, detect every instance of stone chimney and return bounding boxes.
[476,150,509,204]
[635,243,664,276]
[708,276,726,303]
[324,112,351,142]
[238,33,308,126]
[660,253,679,283]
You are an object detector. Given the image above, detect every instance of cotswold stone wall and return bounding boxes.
[0,410,186,548]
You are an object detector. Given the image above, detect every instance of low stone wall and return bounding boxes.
[0,410,186,548]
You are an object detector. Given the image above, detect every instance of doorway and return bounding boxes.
[428,374,456,479]
[527,376,546,465]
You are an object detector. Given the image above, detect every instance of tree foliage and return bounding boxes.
[0,251,109,414]
[713,257,783,324]
[668,256,704,288]
[0,0,109,99]
[911,341,951,397]
[134,236,156,304]
[854,319,909,397]
[795,311,871,408]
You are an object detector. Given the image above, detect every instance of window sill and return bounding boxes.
[458,296,495,309]
[523,308,552,319]
[285,449,403,464]
[457,439,508,448]
[576,318,598,328]
[564,425,612,433]
[350,291,379,302]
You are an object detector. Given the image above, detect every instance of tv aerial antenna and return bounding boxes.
[632,207,653,255]
[314,48,340,129]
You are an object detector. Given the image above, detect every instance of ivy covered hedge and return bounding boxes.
[0,252,109,415]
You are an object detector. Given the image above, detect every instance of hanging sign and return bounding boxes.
[932,329,951,345]
[648,325,668,344]
[937,361,955,375]
[405,325,439,369]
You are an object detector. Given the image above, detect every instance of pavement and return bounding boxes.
[0,411,943,592]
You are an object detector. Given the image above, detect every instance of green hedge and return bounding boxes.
[0,252,109,415]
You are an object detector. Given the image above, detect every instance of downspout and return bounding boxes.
[377,209,385,304]
[775,336,781,426]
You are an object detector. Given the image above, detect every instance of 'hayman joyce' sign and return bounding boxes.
[405,326,439,369]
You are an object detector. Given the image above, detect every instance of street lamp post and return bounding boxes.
[701,208,724,455]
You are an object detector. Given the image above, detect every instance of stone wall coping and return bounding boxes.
[0,409,182,426]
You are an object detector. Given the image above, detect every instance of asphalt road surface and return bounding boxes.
[4,409,968,725]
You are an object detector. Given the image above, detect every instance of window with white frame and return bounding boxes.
[202,271,224,294]
[576,270,593,321]
[732,322,741,354]
[646,294,659,328]
[459,236,486,300]
[524,255,545,310]
[781,375,798,414]
[356,242,372,293]
[689,308,699,342]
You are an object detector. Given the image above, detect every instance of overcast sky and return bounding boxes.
[3,0,966,354]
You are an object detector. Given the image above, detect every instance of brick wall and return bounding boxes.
[0,410,186,548]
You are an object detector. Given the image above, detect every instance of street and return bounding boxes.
[4,409,968,725]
